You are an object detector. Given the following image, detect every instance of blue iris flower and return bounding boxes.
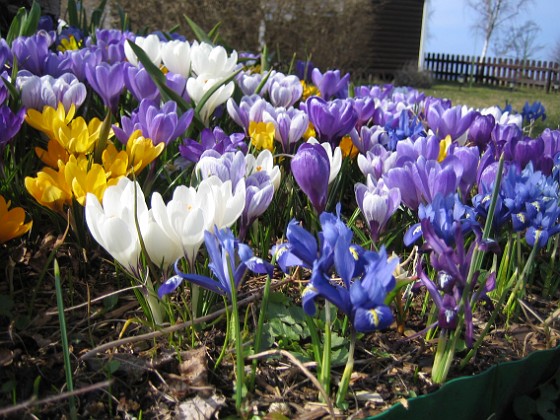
[158,227,273,299]
[273,204,398,333]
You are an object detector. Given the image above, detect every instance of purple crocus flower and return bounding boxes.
[17,71,87,112]
[115,99,193,146]
[179,126,247,163]
[291,142,331,213]
[384,156,461,211]
[0,38,12,69]
[357,144,397,180]
[123,63,161,102]
[262,106,309,153]
[87,29,130,63]
[426,101,478,143]
[355,176,401,241]
[347,97,375,130]
[239,171,275,240]
[540,129,560,158]
[350,125,385,155]
[65,47,103,82]
[0,105,26,152]
[468,114,495,150]
[85,61,127,112]
[42,51,73,78]
[447,144,480,199]
[394,135,441,166]
[267,73,303,108]
[0,75,9,106]
[12,31,53,75]
[295,59,314,81]
[159,227,273,299]
[503,136,552,175]
[311,68,350,100]
[304,96,358,146]
[236,71,267,96]
[227,94,273,133]
[490,123,524,157]
[196,150,247,189]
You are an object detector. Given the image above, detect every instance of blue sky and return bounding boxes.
[423,0,560,62]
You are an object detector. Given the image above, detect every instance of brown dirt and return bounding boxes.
[1,232,558,419]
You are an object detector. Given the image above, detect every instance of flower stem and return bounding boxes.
[432,328,461,384]
[227,255,245,413]
[335,328,356,407]
[249,258,274,390]
[320,301,332,400]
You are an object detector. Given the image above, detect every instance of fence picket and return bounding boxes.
[424,53,560,93]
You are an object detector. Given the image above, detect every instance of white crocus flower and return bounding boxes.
[205,176,246,230]
[151,180,216,266]
[124,34,162,67]
[190,42,238,80]
[245,149,281,191]
[307,138,342,184]
[480,105,523,127]
[85,178,181,273]
[186,76,235,125]
[161,39,193,77]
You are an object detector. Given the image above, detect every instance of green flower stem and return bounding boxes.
[214,297,230,371]
[504,238,540,320]
[335,328,356,407]
[320,301,332,400]
[305,314,323,372]
[249,256,276,390]
[54,259,77,420]
[431,327,461,384]
[226,254,245,413]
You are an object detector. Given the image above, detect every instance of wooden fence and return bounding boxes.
[424,53,560,93]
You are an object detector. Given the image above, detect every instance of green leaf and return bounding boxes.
[67,0,80,28]
[90,0,108,30]
[183,15,213,44]
[6,7,27,45]
[21,0,41,37]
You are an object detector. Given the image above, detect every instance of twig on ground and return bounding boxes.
[79,279,290,360]
[0,380,113,417]
[247,349,336,418]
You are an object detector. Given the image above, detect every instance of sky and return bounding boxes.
[423,0,560,62]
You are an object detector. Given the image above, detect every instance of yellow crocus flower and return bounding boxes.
[339,135,359,159]
[126,130,164,175]
[301,80,319,101]
[25,166,72,214]
[303,122,316,140]
[35,138,70,168]
[63,155,110,206]
[57,35,82,52]
[249,121,275,151]
[26,103,76,140]
[102,142,129,180]
[437,135,452,162]
[53,115,103,155]
[0,195,33,244]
